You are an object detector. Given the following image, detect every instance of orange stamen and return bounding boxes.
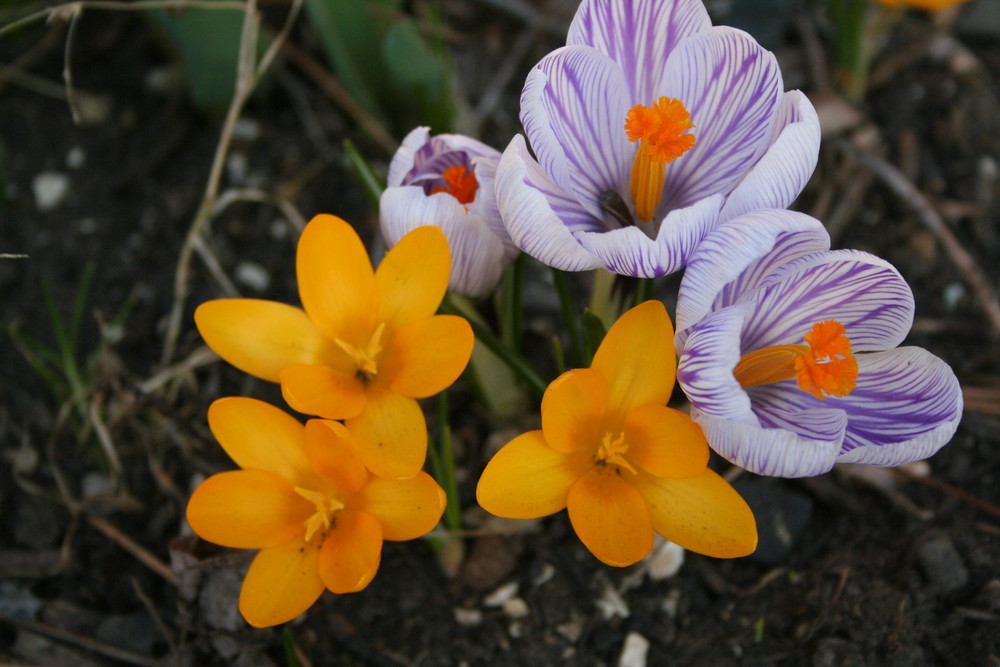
[733,320,858,400]
[625,97,696,222]
[430,165,478,205]
[595,432,637,475]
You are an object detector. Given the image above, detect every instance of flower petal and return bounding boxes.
[239,537,325,628]
[623,405,709,478]
[207,397,315,487]
[567,471,654,566]
[677,302,755,419]
[297,214,376,345]
[741,250,915,352]
[345,390,426,480]
[675,210,829,349]
[541,368,609,453]
[659,27,782,209]
[303,420,367,494]
[187,470,311,549]
[830,348,963,465]
[567,0,711,102]
[351,471,446,541]
[477,430,590,519]
[574,193,722,277]
[495,135,604,272]
[719,90,821,221]
[633,468,757,558]
[375,225,450,333]
[195,299,329,382]
[279,364,366,420]
[591,300,676,418]
[522,46,632,217]
[318,510,383,594]
[387,126,429,187]
[383,315,474,398]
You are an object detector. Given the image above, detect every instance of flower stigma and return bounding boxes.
[431,165,478,206]
[335,321,386,384]
[732,320,858,400]
[624,97,696,222]
[294,486,346,541]
[595,432,637,475]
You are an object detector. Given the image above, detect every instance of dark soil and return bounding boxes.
[2,1,999,665]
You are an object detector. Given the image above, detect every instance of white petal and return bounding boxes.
[387,126,430,187]
[677,303,755,420]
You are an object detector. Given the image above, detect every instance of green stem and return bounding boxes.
[632,277,654,308]
[551,268,584,367]
[436,390,462,533]
[500,255,525,352]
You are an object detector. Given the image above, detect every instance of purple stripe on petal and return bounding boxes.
[659,27,782,210]
[677,303,754,420]
[741,250,915,353]
[567,0,711,102]
[388,127,430,187]
[719,91,821,221]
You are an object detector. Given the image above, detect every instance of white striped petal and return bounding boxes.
[719,90,821,221]
[470,154,519,260]
[676,303,754,420]
[675,210,829,350]
[741,250,915,353]
[387,126,430,187]
[495,135,604,272]
[658,27,782,212]
[567,0,712,102]
[522,46,632,219]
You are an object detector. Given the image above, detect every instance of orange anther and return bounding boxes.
[431,165,478,205]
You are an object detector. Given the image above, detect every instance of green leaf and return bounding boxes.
[381,19,454,132]
[581,309,608,367]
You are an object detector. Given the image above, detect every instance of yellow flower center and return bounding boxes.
[294,486,346,541]
[335,321,386,383]
[595,431,637,475]
[431,165,478,205]
[624,97,696,222]
[732,320,859,400]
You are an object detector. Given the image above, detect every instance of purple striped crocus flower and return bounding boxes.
[674,212,963,478]
[381,127,518,298]
[494,0,820,278]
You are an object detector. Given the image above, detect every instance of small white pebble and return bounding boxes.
[32,172,70,213]
[646,538,685,581]
[502,597,529,619]
[617,632,650,667]
[661,589,681,619]
[453,607,482,627]
[82,472,113,498]
[533,563,555,586]
[270,219,290,240]
[232,118,261,141]
[557,620,584,643]
[942,282,966,311]
[66,147,86,169]
[595,578,630,620]
[226,153,248,185]
[484,581,519,608]
[235,261,270,292]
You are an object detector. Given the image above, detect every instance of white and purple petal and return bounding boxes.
[719,90,821,221]
[658,27,782,212]
[675,209,829,350]
[567,0,711,102]
[521,46,632,219]
[741,250,915,353]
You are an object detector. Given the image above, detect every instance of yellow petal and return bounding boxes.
[633,469,757,559]
[476,430,589,519]
[623,405,709,478]
[375,226,450,333]
[303,420,368,494]
[590,300,676,418]
[383,315,474,398]
[279,364,367,420]
[207,397,316,487]
[239,537,325,628]
[296,214,377,345]
[540,368,608,453]
[195,299,329,382]
[345,390,426,479]
[187,470,311,549]
[566,471,654,567]
[351,471,445,541]
[317,510,383,594]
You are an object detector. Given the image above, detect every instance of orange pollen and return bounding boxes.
[294,486,345,541]
[625,97,696,222]
[595,432,637,475]
[732,320,858,400]
[430,165,478,206]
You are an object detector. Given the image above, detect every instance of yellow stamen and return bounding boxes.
[335,321,386,382]
[294,486,345,541]
[733,320,858,400]
[431,165,478,205]
[595,432,637,475]
[625,97,696,222]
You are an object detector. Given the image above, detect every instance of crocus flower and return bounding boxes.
[195,214,474,479]
[675,214,963,478]
[477,301,757,566]
[380,127,518,298]
[494,0,820,277]
[186,397,445,627]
